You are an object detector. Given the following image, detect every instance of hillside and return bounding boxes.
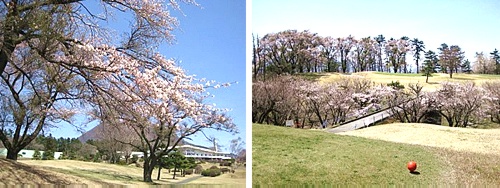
[317,72,500,91]
[1,159,245,186]
[338,123,500,155]
[78,125,215,151]
[0,158,90,185]
[253,123,500,185]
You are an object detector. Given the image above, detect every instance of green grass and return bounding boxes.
[372,72,424,77]
[252,124,448,186]
[45,167,142,184]
[315,71,500,91]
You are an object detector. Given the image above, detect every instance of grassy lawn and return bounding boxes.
[317,71,500,91]
[252,123,449,185]
[188,163,246,186]
[15,160,244,186]
[253,123,500,186]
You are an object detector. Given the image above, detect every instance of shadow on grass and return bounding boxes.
[410,171,421,175]
[426,81,440,85]
[46,167,141,185]
[451,77,475,80]
[0,159,75,184]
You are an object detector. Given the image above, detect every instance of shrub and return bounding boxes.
[201,168,221,177]
[194,165,204,174]
[131,154,139,163]
[219,161,232,166]
[209,165,219,170]
[42,150,54,160]
[184,169,194,175]
[117,160,127,165]
[387,80,405,90]
[32,150,42,160]
[93,152,102,162]
[220,167,230,174]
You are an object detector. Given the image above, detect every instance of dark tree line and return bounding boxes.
[253,30,499,80]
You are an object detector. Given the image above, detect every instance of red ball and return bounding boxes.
[407,161,417,172]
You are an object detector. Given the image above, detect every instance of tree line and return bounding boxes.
[253,76,500,128]
[252,30,500,79]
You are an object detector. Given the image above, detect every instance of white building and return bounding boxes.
[179,144,232,160]
[128,143,232,160]
[0,148,63,159]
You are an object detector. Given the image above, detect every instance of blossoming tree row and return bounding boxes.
[253,76,500,128]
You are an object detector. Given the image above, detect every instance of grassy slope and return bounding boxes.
[8,159,244,186]
[252,124,449,185]
[317,72,500,91]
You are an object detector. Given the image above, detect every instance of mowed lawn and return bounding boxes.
[0,159,245,186]
[253,123,500,186]
[317,71,500,91]
[253,123,448,185]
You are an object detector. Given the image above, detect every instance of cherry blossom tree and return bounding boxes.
[0,41,83,160]
[252,76,302,125]
[438,44,464,78]
[1,0,239,183]
[90,60,237,182]
[336,36,355,73]
[93,122,141,164]
[473,52,496,74]
[387,83,437,123]
[252,75,393,128]
[385,38,411,73]
[482,81,500,123]
[434,82,486,127]
[320,36,339,72]
[257,30,323,75]
[351,37,377,72]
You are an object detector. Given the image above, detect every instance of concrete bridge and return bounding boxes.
[327,107,401,133]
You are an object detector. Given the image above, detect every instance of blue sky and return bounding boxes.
[49,0,246,152]
[253,0,500,65]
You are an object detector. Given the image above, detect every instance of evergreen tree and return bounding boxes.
[32,150,42,160]
[423,50,438,83]
[374,34,386,72]
[42,150,54,160]
[461,59,472,73]
[411,38,425,73]
[490,48,500,74]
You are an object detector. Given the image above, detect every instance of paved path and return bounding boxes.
[327,108,400,133]
[175,175,204,184]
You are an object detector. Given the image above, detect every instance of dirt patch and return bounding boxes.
[337,123,500,155]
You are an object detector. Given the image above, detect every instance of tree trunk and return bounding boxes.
[157,166,162,180]
[426,75,429,83]
[416,60,419,73]
[143,158,156,182]
[0,50,9,75]
[172,167,177,179]
[6,149,20,160]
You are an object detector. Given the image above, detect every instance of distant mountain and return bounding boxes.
[77,124,215,150]
[77,125,100,143]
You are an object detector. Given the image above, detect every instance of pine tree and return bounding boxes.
[423,50,438,83]
[461,59,472,73]
[32,150,42,160]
